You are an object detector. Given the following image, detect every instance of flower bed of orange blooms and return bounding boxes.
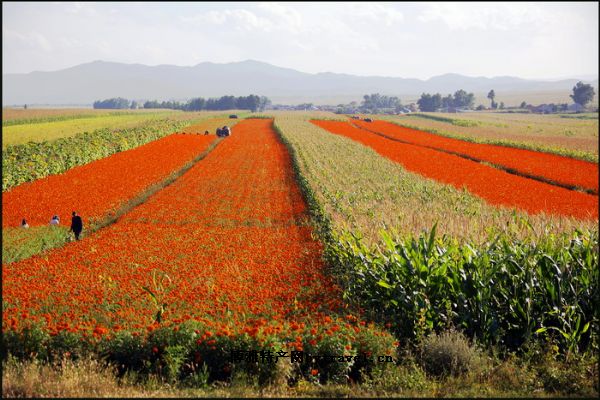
[353,119,599,193]
[2,134,215,228]
[3,119,393,359]
[312,120,598,220]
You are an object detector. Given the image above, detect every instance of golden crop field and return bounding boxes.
[1,110,237,148]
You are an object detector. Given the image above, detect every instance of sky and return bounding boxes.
[3,2,598,80]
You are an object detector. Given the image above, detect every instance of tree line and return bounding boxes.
[363,82,595,113]
[335,90,477,113]
[93,95,271,112]
[417,90,475,112]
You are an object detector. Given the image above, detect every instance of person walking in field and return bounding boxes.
[50,215,60,225]
[70,211,83,241]
[21,218,29,229]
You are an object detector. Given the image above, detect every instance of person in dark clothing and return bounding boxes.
[70,211,83,241]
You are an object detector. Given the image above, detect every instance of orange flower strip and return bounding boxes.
[312,120,598,220]
[353,119,599,193]
[2,134,215,227]
[3,119,384,347]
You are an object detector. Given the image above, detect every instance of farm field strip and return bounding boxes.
[3,118,384,347]
[2,112,186,148]
[2,107,175,123]
[351,120,599,194]
[2,110,171,127]
[312,120,598,220]
[2,134,216,229]
[381,112,600,159]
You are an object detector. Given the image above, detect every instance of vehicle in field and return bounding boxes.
[216,126,232,137]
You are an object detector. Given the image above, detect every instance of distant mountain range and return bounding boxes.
[3,60,598,106]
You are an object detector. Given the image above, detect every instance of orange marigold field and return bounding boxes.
[3,119,388,347]
[353,119,599,193]
[312,120,598,220]
[2,134,215,228]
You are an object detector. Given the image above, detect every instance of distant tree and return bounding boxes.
[361,93,401,113]
[140,94,269,112]
[296,103,314,111]
[218,96,237,110]
[186,97,206,111]
[417,93,442,112]
[476,104,486,111]
[499,102,505,109]
[93,97,130,109]
[143,100,160,109]
[442,94,454,109]
[245,94,261,112]
[487,90,495,108]
[259,96,271,112]
[570,81,595,107]
[24,104,28,110]
[205,98,218,110]
[520,101,527,109]
[130,101,138,109]
[453,89,475,109]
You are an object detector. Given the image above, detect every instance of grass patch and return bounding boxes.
[2,226,71,263]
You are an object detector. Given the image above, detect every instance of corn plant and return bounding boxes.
[329,226,598,354]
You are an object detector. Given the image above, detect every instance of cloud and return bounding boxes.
[181,9,275,32]
[417,2,547,31]
[256,2,303,33]
[66,2,97,16]
[345,2,404,27]
[3,28,53,52]
[181,3,309,35]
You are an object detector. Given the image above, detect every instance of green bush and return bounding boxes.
[1,325,50,361]
[420,330,480,377]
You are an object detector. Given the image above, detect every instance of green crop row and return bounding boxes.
[2,111,167,127]
[558,113,599,120]
[2,117,195,191]
[407,113,480,127]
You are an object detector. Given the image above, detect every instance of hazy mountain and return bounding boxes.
[3,60,598,106]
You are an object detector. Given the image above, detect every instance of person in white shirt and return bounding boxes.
[21,218,29,228]
[50,215,60,225]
